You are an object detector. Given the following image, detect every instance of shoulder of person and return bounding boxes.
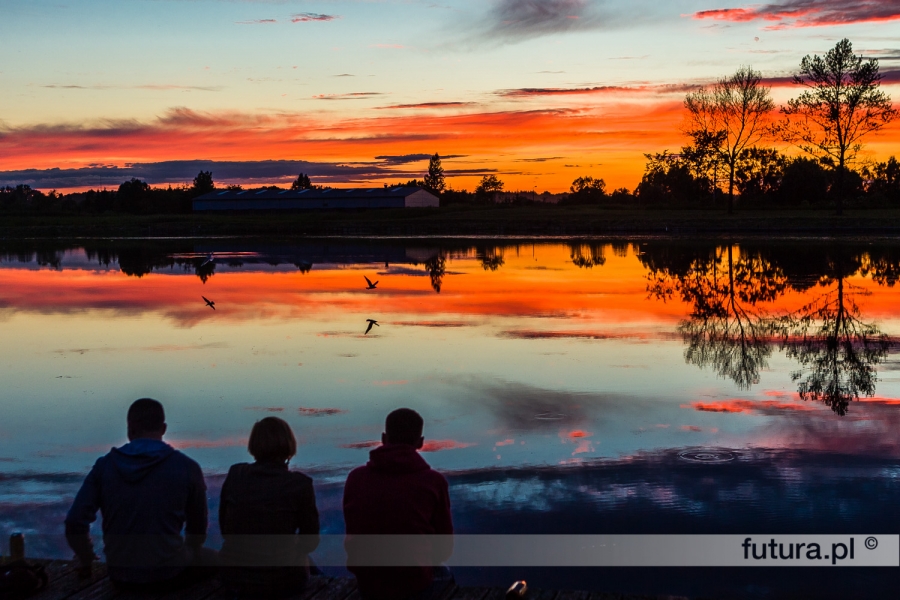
[344,464,370,485]
[169,448,205,474]
[287,468,314,484]
[426,467,450,487]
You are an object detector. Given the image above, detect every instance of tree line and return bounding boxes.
[2,39,896,215]
[431,39,898,212]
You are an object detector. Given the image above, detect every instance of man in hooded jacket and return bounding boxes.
[65,398,213,587]
[343,408,454,600]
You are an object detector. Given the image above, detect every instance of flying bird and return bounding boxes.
[364,319,379,335]
[202,296,216,310]
[200,253,215,268]
[364,276,379,290]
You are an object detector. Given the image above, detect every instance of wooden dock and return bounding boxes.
[27,560,689,600]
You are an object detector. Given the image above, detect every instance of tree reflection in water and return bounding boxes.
[777,261,891,416]
[423,254,447,294]
[569,243,606,268]
[476,246,505,271]
[643,243,895,415]
[646,245,786,389]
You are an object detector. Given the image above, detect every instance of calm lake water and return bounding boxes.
[3,237,900,598]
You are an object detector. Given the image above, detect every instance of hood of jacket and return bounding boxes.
[366,442,430,474]
[109,438,176,483]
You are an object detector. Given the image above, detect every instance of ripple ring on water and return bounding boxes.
[678,448,737,463]
[534,412,567,421]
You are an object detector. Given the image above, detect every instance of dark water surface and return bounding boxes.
[2,238,900,599]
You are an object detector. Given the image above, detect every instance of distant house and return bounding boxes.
[193,186,439,212]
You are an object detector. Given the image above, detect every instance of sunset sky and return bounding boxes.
[2,0,899,192]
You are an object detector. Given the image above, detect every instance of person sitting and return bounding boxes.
[65,398,215,588]
[343,408,454,600]
[219,417,320,598]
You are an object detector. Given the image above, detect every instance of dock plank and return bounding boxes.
[24,560,703,600]
[64,577,120,600]
[307,576,357,600]
[155,578,225,600]
[555,592,590,600]
[31,563,109,600]
[449,587,492,600]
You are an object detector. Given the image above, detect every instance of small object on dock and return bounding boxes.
[506,579,527,599]
[9,533,24,561]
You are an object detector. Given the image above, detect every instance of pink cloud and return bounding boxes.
[685,399,817,415]
[340,439,475,452]
[372,380,409,386]
[341,440,381,449]
[169,436,247,449]
[298,407,347,416]
[292,13,339,23]
[421,440,477,452]
[693,0,900,29]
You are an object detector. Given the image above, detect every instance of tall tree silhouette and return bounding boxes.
[684,66,774,214]
[777,257,891,415]
[291,173,312,190]
[647,245,787,389]
[423,153,446,194]
[776,38,896,215]
[191,171,215,196]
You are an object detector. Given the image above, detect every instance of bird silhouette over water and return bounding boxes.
[364,319,379,335]
[202,296,216,310]
[200,253,215,268]
[364,276,379,290]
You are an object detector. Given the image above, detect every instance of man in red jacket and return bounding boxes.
[343,408,454,600]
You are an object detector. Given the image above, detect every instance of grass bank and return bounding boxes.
[3,205,900,239]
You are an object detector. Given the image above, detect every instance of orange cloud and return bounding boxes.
[0,101,689,192]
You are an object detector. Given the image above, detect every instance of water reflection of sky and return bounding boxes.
[2,240,900,597]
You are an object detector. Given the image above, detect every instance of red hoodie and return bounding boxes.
[343,443,453,599]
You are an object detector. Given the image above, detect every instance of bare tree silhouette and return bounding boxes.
[648,245,787,389]
[777,272,891,416]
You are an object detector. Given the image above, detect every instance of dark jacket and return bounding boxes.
[219,462,320,596]
[64,439,208,583]
[343,443,453,599]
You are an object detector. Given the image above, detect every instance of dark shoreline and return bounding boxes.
[3,205,900,239]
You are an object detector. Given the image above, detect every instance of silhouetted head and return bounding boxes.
[248,417,297,464]
[382,408,424,449]
[127,398,167,441]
